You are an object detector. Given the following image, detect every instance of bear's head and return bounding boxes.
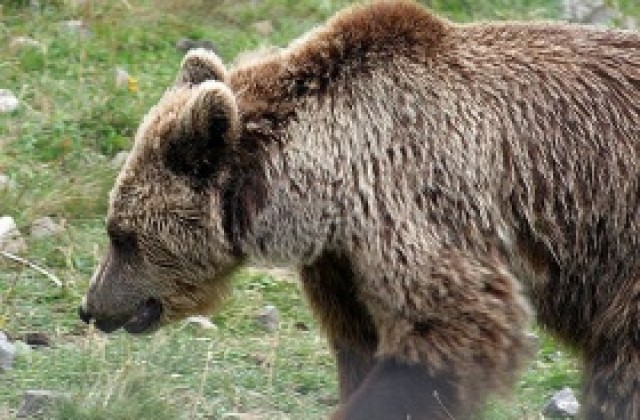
[79,49,244,334]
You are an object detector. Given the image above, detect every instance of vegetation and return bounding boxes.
[0,1,635,418]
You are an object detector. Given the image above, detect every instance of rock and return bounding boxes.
[30,216,64,239]
[252,20,274,36]
[562,0,620,26]
[17,390,67,418]
[544,387,581,418]
[184,316,217,330]
[110,151,130,168]
[115,67,130,88]
[0,332,16,371]
[256,305,279,332]
[0,174,16,191]
[60,20,91,38]
[9,36,45,52]
[175,38,217,53]
[23,332,51,348]
[0,90,19,114]
[0,216,27,254]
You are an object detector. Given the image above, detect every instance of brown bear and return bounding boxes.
[78,1,640,419]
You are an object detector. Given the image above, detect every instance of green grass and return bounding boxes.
[0,0,636,418]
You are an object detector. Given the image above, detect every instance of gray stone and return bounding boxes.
[30,216,64,239]
[256,305,279,332]
[0,174,16,191]
[17,390,67,418]
[252,20,274,36]
[0,332,16,371]
[9,36,45,52]
[0,89,19,114]
[0,216,27,254]
[115,67,131,89]
[562,0,620,26]
[60,20,91,38]
[544,387,580,418]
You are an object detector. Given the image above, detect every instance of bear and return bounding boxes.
[78,1,640,419]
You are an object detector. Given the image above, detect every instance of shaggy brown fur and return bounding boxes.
[80,1,640,418]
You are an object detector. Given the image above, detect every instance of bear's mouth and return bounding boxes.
[123,298,164,334]
[84,298,163,334]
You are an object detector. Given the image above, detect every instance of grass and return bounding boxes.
[0,0,636,418]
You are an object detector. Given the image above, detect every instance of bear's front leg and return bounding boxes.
[331,357,455,420]
[582,338,640,419]
[300,252,378,401]
[335,250,533,419]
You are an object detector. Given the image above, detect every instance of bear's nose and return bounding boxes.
[78,305,93,324]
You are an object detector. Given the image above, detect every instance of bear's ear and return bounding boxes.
[176,48,227,85]
[164,80,240,179]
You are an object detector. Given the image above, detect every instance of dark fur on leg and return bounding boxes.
[300,251,378,401]
[581,343,640,419]
[332,358,457,420]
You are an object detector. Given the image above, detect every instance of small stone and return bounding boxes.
[0,174,16,191]
[562,0,619,26]
[9,36,45,52]
[17,390,67,418]
[0,90,19,114]
[23,332,51,348]
[256,305,279,332]
[60,20,91,38]
[175,38,217,53]
[30,216,64,239]
[252,20,274,36]
[0,333,16,371]
[544,387,581,418]
[110,151,130,168]
[184,316,217,330]
[115,68,131,88]
[0,216,27,254]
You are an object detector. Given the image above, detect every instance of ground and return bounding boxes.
[0,1,637,419]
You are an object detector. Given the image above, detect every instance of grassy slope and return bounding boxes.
[1,0,635,418]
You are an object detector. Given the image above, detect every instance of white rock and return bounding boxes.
[0,333,16,371]
[9,36,45,52]
[0,216,27,254]
[0,90,19,114]
[544,387,581,418]
[0,174,16,191]
[110,151,130,168]
[184,316,217,330]
[115,67,130,88]
[30,216,64,239]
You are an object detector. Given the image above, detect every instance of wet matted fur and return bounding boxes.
[80,1,640,418]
